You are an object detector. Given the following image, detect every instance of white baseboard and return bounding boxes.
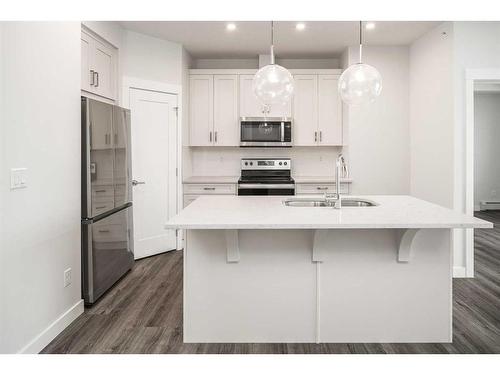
[18,299,84,354]
[453,266,468,278]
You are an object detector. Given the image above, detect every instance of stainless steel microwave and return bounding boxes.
[240,117,292,147]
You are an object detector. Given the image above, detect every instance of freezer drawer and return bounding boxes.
[82,205,134,304]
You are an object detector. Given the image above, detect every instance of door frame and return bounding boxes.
[464,68,500,277]
[122,76,183,250]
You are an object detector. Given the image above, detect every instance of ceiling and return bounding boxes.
[119,21,441,59]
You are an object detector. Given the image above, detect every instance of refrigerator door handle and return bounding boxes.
[132,179,145,186]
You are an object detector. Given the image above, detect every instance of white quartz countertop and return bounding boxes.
[293,176,353,184]
[183,176,352,184]
[183,176,239,184]
[165,195,492,230]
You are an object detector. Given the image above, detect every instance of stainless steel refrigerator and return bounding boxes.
[81,97,134,305]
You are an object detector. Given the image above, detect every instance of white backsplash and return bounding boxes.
[189,147,344,177]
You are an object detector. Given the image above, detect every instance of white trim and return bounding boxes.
[453,266,467,278]
[463,68,500,278]
[122,77,184,251]
[189,68,342,75]
[18,300,84,354]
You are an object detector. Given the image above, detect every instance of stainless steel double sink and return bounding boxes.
[283,197,377,208]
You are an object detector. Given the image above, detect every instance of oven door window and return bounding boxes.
[241,122,282,142]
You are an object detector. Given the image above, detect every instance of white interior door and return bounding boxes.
[129,88,178,259]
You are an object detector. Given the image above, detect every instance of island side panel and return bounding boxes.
[184,229,317,343]
[319,229,452,343]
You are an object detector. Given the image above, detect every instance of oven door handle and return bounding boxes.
[238,183,295,189]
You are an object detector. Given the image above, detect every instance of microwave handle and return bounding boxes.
[281,122,284,142]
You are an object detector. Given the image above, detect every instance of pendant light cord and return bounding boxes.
[359,21,363,63]
[270,21,275,64]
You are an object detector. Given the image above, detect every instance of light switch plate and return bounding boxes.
[10,168,28,190]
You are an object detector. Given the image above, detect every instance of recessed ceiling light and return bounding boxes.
[226,23,236,31]
[365,22,375,30]
[296,23,306,31]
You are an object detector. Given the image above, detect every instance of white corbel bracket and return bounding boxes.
[397,229,420,262]
[225,229,240,263]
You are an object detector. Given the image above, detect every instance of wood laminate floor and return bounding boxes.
[42,212,500,354]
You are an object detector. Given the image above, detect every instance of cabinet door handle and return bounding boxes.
[314,131,318,143]
[203,187,216,191]
[90,70,95,86]
[214,131,218,143]
[209,131,212,143]
[319,131,322,142]
[95,206,107,209]
[94,71,99,88]
[316,186,328,190]
[98,229,110,233]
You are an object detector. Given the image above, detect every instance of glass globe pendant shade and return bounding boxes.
[252,63,295,107]
[338,63,382,106]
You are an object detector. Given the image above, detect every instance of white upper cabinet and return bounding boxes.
[188,69,343,147]
[293,75,318,146]
[92,39,115,100]
[189,74,239,147]
[293,74,342,146]
[189,75,214,146]
[81,28,118,101]
[213,75,239,146]
[318,75,342,146]
[239,74,291,118]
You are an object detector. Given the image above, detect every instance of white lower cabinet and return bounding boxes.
[295,183,350,195]
[183,183,237,208]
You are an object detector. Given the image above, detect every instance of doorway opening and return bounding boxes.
[465,70,500,276]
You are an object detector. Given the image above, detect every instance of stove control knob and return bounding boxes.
[244,162,248,166]
[284,162,288,166]
[250,162,253,166]
[279,162,282,165]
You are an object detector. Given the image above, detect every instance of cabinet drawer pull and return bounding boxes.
[203,187,216,191]
[98,230,110,233]
[316,187,328,190]
[95,190,107,193]
[95,206,107,209]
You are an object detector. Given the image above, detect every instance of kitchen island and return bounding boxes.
[165,195,492,343]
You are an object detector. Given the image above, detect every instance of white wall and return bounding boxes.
[345,45,411,195]
[409,22,455,207]
[182,48,193,179]
[0,22,82,353]
[192,58,340,69]
[189,147,342,177]
[453,22,500,214]
[122,30,183,85]
[408,21,500,274]
[474,92,500,210]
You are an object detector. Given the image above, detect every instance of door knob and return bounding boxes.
[132,179,145,186]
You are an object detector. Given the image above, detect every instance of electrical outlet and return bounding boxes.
[10,168,28,190]
[64,268,72,288]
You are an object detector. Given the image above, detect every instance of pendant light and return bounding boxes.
[252,21,295,108]
[338,21,382,105]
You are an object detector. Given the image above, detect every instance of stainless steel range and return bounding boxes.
[238,158,295,196]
